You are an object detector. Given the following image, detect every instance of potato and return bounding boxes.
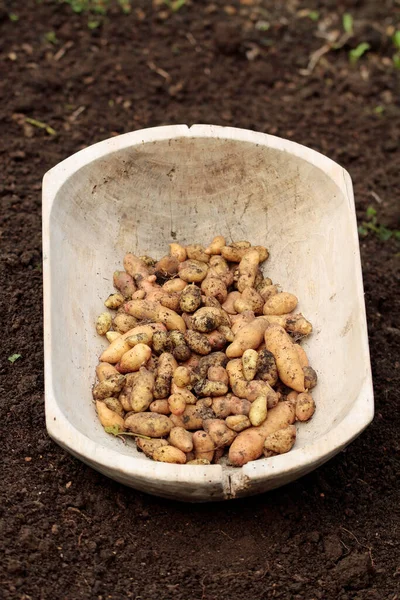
[96,362,118,382]
[196,351,228,378]
[242,349,258,382]
[132,290,146,300]
[186,244,210,263]
[218,325,234,342]
[228,400,296,466]
[179,285,202,313]
[230,311,256,335]
[186,458,211,465]
[286,390,298,403]
[92,373,125,400]
[168,427,193,452]
[173,344,192,362]
[285,313,313,337]
[104,293,125,310]
[263,292,298,316]
[201,277,228,304]
[173,366,191,388]
[256,349,278,386]
[162,278,187,293]
[294,344,309,367]
[178,259,209,283]
[234,287,264,315]
[249,396,268,426]
[155,255,179,278]
[96,312,112,336]
[260,314,287,328]
[159,292,181,312]
[123,253,150,283]
[257,282,278,302]
[253,246,269,262]
[169,242,187,263]
[185,330,212,355]
[139,255,156,268]
[106,331,121,343]
[203,419,237,447]
[237,249,260,292]
[222,291,241,315]
[153,330,173,355]
[119,383,133,412]
[264,425,296,456]
[193,430,214,462]
[125,413,173,437]
[180,404,213,430]
[212,396,233,418]
[112,313,138,334]
[124,299,158,320]
[205,235,226,255]
[205,330,226,350]
[168,394,186,416]
[303,366,317,389]
[195,379,228,397]
[96,400,125,430]
[226,318,269,358]
[136,437,169,458]
[153,446,186,464]
[113,271,136,298]
[225,415,251,432]
[130,367,155,412]
[191,307,222,333]
[154,352,177,399]
[126,331,152,347]
[246,380,278,408]
[116,343,152,374]
[104,397,125,417]
[149,399,170,415]
[156,305,186,333]
[295,392,315,421]
[232,240,251,249]
[264,324,305,392]
[208,257,234,287]
[230,397,252,416]
[207,365,229,386]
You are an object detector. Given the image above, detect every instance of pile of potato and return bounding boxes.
[93,236,317,467]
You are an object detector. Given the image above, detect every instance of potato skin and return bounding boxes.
[96,312,112,335]
[263,292,298,315]
[125,413,173,437]
[193,430,214,462]
[226,318,269,358]
[149,399,170,415]
[249,396,268,426]
[185,330,212,355]
[168,427,193,453]
[117,343,152,374]
[136,438,168,458]
[303,366,317,389]
[92,374,125,400]
[186,244,210,263]
[113,271,136,298]
[295,393,315,421]
[237,249,260,292]
[256,349,278,386]
[178,260,209,283]
[264,324,305,392]
[191,307,223,333]
[264,425,296,456]
[154,352,177,399]
[96,400,126,430]
[153,446,187,464]
[96,362,118,382]
[203,419,236,447]
[225,415,251,432]
[179,285,202,313]
[205,235,226,255]
[130,367,155,412]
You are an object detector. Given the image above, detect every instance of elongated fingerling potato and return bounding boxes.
[264,324,305,392]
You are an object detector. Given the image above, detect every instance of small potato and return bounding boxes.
[261,314,287,328]
[186,458,211,465]
[112,313,138,334]
[256,349,278,386]
[173,366,191,387]
[156,305,186,333]
[186,244,210,263]
[242,349,258,382]
[178,259,209,283]
[225,415,251,432]
[173,344,192,362]
[153,330,173,355]
[92,373,126,400]
[96,312,112,336]
[96,400,125,430]
[154,352,177,399]
[249,396,268,426]
[171,382,197,404]
[294,344,309,367]
[205,235,226,255]
[253,246,269,263]
[264,425,296,456]
[303,366,317,389]
[232,240,251,249]
[246,380,278,408]
[106,331,121,343]
[285,313,313,337]
[126,332,152,347]
[195,379,228,397]
[179,285,202,313]
[221,245,248,262]
[193,430,214,462]
[207,366,229,386]
[295,392,315,421]
[286,390,298,403]
[116,343,152,374]
[150,399,170,415]
[169,427,193,452]
[181,404,214,430]
[185,330,212,355]
[197,351,228,378]
[168,394,186,416]
[153,446,186,464]
[130,367,155,412]
[159,292,181,313]
[132,290,146,300]
[205,330,226,350]
[162,278,187,293]
[204,419,237,447]
[202,296,222,309]
[208,256,234,286]
[155,255,179,278]
[264,324,305,392]
[218,325,234,343]
[230,311,256,335]
[169,331,186,348]
[136,437,168,458]
[119,384,133,412]
[201,277,228,304]
[123,253,150,283]
[191,307,223,333]
[185,451,195,462]
[104,293,125,310]
[139,255,156,268]
[104,397,125,417]
[125,413,173,437]
[263,292,298,316]
[212,396,233,418]
[222,291,241,315]
[113,271,136,298]
[124,299,158,320]
[257,282,278,302]
[169,242,187,263]
[96,362,118,382]
[226,318,269,358]
[237,249,260,292]
[234,287,264,315]
[230,397,252,416]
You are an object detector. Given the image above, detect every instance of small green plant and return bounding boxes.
[8,354,22,363]
[349,42,370,64]
[373,105,385,115]
[25,117,56,136]
[88,19,101,29]
[44,31,58,44]
[342,13,354,34]
[307,10,319,22]
[164,0,186,12]
[118,0,131,13]
[63,0,89,12]
[392,31,400,68]
[9,13,19,21]
[358,207,400,242]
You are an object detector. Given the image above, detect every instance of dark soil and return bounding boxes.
[1,1,399,598]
